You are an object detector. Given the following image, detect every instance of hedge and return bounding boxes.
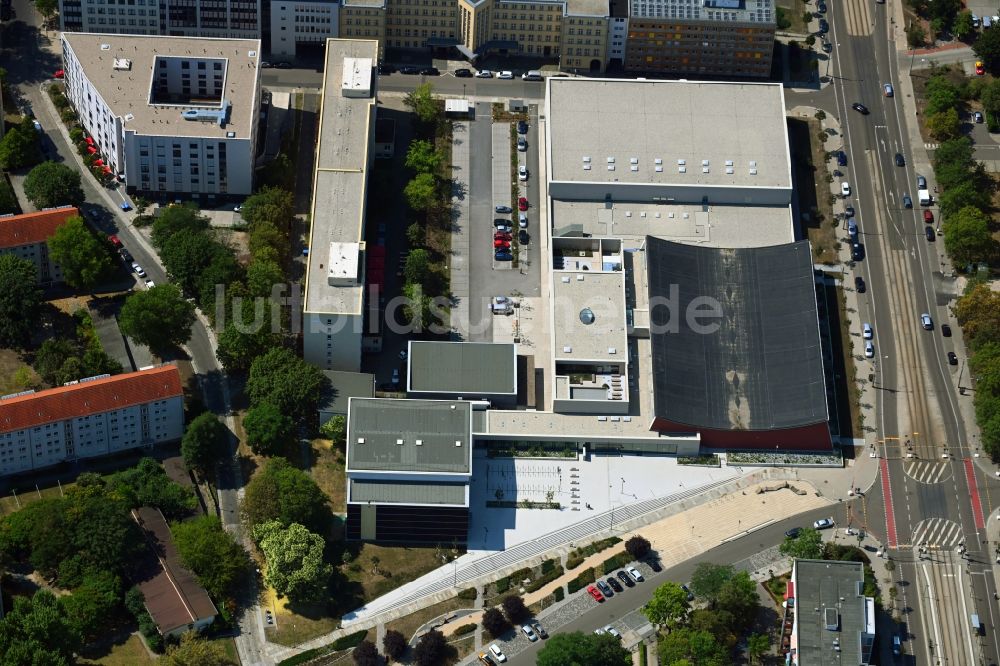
[496,576,511,594]
[541,559,557,575]
[553,586,565,602]
[331,630,369,651]
[454,623,477,636]
[601,551,633,575]
[458,587,478,600]
[525,564,564,593]
[567,567,596,594]
[278,648,324,666]
[566,554,584,570]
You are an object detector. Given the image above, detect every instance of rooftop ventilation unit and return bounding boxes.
[357,437,365,444]
[181,100,232,128]
[113,58,132,71]
[396,438,404,445]
[100,43,111,50]
[455,440,463,447]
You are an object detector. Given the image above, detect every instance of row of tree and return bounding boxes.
[954,283,1000,457]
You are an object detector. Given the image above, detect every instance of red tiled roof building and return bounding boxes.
[0,206,79,284]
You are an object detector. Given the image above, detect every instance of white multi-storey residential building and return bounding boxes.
[270,0,341,58]
[0,365,184,477]
[0,207,78,284]
[58,0,262,40]
[60,33,262,199]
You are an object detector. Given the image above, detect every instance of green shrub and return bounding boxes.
[566,555,584,570]
[525,564,564,593]
[458,587,478,600]
[278,647,324,666]
[331,630,368,651]
[567,567,596,594]
[454,623,477,636]
[601,551,633,575]
[496,576,511,594]
[553,586,565,602]
[541,559,556,575]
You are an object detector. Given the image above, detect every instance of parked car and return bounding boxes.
[977,61,986,76]
[518,213,528,228]
[478,652,497,665]
[108,234,123,249]
[596,580,614,597]
[816,1,826,11]
[131,263,146,278]
[604,626,622,639]
[626,566,644,582]
[494,239,511,249]
[606,577,623,593]
[495,204,513,214]
[400,66,421,75]
[144,279,155,289]
[617,571,635,587]
[517,137,527,152]
[53,69,65,79]
[848,219,858,237]
[921,313,933,330]
[495,231,512,240]
[494,218,511,229]
[488,644,507,663]
[532,622,548,639]
[455,68,473,77]
[517,120,529,134]
[942,324,952,337]
[948,352,958,365]
[818,18,829,33]
[974,111,984,123]
[521,625,538,641]
[391,368,400,385]
[377,62,396,74]
[475,69,493,78]
[519,229,530,244]
[863,323,873,339]
[420,67,440,76]
[925,226,935,241]
[923,209,934,223]
[845,205,855,218]
[587,585,605,601]
[884,83,894,97]
[837,150,847,166]
[494,250,513,261]
[865,341,874,358]
[119,248,133,263]
[784,527,802,538]
[498,71,515,79]
[841,182,851,197]
[855,276,866,293]
[518,197,529,211]
[274,62,292,69]
[895,153,905,167]
[518,165,528,181]
[814,518,835,529]
[852,102,870,114]
[851,242,864,261]
[648,559,662,572]
[917,175,927,189]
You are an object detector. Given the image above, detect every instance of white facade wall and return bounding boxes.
[607,16,627,62]
[270,0,341,58]
[61,44,125,175]
[0,242,63,284]
[0,395,184,477]
[303,312,363,372]
[58,0,161,35]
[123,132,255,196]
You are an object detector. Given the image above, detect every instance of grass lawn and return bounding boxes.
[311,437,346,513]
[78,633,156,665]
[388,596,471,642]
[446,635,476,664]
[0,348,40,396]
[776,0,809,34]
[344,543,457,602]
[267,602,342,647]
[788,116,838,265]
[0,481,75,516]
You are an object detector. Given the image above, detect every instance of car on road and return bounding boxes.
[626,566,644,582]
[400,66,421,75]
[518,165,528,181]
[519,229,529,244]
[455,68,473,77]
[119,248,133,263]
[923,209,934,223]
[845,204,855,218]
[852,102,870,114]
[587,585,605,602]
[893,634,902,655]
[894,153,905,166]
[841,182,851,197]
[925,226,935,241]
[495,250,513,261]
[855,276,866,293]
[517,136,527,152]
[848,219,858,237]
[813,517,835,529]
[131,263,146,278]
[921,313,933,330]
[865,341,874,358]
[948,352,958,365]
[488,644,507,663]
[518,197,529,211]
[974,111,984,123]
[977,61,986,76]
[851,242,864,261]
[517,120,529,134]
[942,324,951,337]
[884,83,894,97]
[498,71,515,79]
[596,580,614,597]
[837,150,847,166]
[784,527,801,538]
[863,323,873,339]
[144,279,155,289]
[604,626,622,639]
[606,577,623,593]
[495,204,513,214]
[475,70,493,78]
[616,571,635,588]
[902,193,913,209]
[420,67,440,76]
[521,625,538,641]
[681,584,694,601]
[532,623,548,639]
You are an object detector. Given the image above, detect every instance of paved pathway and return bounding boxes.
[450,119,472,338]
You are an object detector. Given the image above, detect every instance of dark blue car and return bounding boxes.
[495,250,513,261]
[837,150,847,166]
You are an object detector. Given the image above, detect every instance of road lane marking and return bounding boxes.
[964,459,987,530]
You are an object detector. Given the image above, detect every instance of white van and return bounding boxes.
[984,15,992,28]
[522,70,543,81]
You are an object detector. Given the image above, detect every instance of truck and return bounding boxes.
[917,188,932,206]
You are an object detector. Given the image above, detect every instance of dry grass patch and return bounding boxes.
[344,543,456,602]
[268,603,342,647]
[0,482,75,516]
[311,437,346,513]
[386,596,470,642]
[78,633,156,665]
[0,349,41,396]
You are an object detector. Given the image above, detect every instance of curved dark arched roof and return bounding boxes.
[645,237,828,432]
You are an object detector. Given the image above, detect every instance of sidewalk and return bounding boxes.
[449,118,471,339]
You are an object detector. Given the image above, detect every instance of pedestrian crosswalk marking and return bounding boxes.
[903,460,953,484]
[910,518,964,549]
[925,143,939,150]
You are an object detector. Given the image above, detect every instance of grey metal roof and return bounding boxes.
[347,398,472,474]
[349,479,468,506]
[407,342,516,395]
[794,560,870,666]
[319,371,374,417]
[646,237,828,431]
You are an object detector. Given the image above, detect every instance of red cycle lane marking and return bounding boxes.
[964,459,986,530]
[880,458,898,548]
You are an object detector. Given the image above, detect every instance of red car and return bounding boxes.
[587,585,604,602]
[53,69,65,79]
[976,61,985,76]
[923,209,934,224]
[108,234,123,249]
[494,240,511,249]
[518,197,528,211]
[494,231,512,240]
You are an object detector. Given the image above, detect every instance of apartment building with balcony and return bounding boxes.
[59,0,261,40]
[0,207,79,285]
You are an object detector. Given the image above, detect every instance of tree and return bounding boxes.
[955,283,1000,349]
[247,347,329,422]
[252,520,332,603]
[481,607,509,637]
[383,629,407,661]
[119,284,196,351]
[244,402,295,456]
[249,220,290,259]
[407,222,425,247]
[33,0,58,18]
[747,633,770,665]
[938,180,991,218]
[625,535,652,560]
[23,162,84,208]
[643,581,690,628]
[716,571,760,630]
[405,139,444,174]
[240,457,331,534]
[172,515,248,600]
[215,292,283,372]
[59,570,122,642]
[352,640,379,666]
[928,0,960,28]
[933,137,974,172]
[690,608,737,649]
[537,632,631,666]
[0,590,81,665]
[982,80,1000,118]
[954,10,976,40]
[47,217,113,290]
[404,172,438,211]
[181,412,229,476]
[690,563,735,606]
[412,629,448,666]
[906,23,927,48]
[320,415,346,446]
[0,255,42,347]
[502,594,528,624]
[975,27,1000,73]
[166,633,238,665]
[160,230,224,295]
[106,457,197,518]
[404,248,433,287]
[258,153,295,191]
[246,258,285,298]
[404,83,438,123]
[0,120,42,170]
[779,527,824,559]
[925,76,960,116]
[240,186,295,230]
[927,108,962,141]
[150,204,208,249]
[944,206,997,265]
[658,627,729,666]
[33,338,76,385]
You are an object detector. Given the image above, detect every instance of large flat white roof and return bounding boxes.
[304,39,379,316]
[552,270,627,362]
[61,33,260,140]
[546,78,791,190]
